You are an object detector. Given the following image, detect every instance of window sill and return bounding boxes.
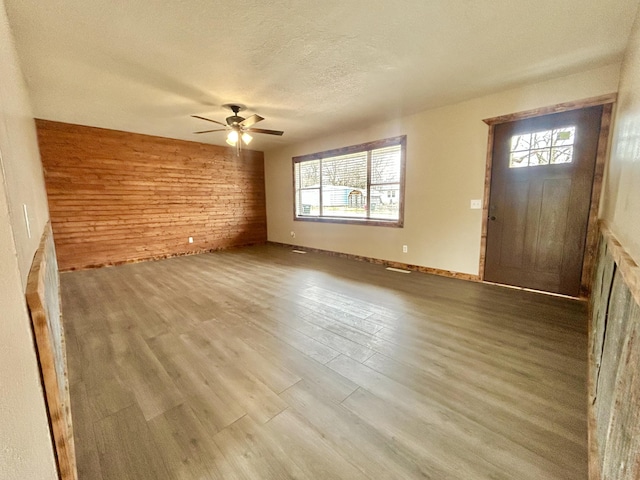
[294,216,403,228]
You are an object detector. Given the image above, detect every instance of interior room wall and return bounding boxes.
[602,4,640,265]
[265,64,620,276]
[37,120,268,271]
[589,5,640,477]
[0,6,49,285]
[0,1,58,478]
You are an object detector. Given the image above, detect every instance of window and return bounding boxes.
[293,136,406,227]
[509,126,576,168]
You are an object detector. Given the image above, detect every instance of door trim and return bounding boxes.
[478,95,616,298]
[482,93,617,126]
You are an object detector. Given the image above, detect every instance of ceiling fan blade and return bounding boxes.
[193,128,227,134]
[240,114,264,128]
[191,115,227,127]
[246,127,284,136]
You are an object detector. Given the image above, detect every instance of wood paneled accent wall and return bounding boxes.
[36,120,267,271]
[589,223,640,480]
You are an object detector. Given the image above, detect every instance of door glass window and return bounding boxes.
[509,126,576,168]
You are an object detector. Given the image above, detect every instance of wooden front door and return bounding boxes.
[484,106,603,297]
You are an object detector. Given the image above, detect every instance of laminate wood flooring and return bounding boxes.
[61,244,588,480]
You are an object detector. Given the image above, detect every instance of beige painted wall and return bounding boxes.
[0,2,57,479]
[602,5,640,264]
[0,5,49,286]
[265,64,621,275]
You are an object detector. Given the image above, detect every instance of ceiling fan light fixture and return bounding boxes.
[241,132,253,145]
[226,130,239,146]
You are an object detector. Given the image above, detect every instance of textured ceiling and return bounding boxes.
[4,0,639,151]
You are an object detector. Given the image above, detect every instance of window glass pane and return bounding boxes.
[321,153,367,188]
[552,126,576,146]
[321,186,367,217]
[370,184,400,219]
[371,146,401,184]
[510,151,529,168]
[298,188,320,216]
[551,146,574,164]
[531,130,552,149]
[509,125,575,168]
[298,160,320,188]
[528,149,550,166]
[511,133,531,151]
[321,152,367,217]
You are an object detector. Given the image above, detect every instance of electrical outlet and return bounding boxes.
[402,245,408,253]
[470,199,482,209]
[188,237,194,243]
[290,231,296,238]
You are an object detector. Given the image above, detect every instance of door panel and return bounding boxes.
[500,180,528,268]
[536,178,571,273]
[484,106,602,296]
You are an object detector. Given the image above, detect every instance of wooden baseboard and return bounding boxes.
[268,241,480,282]
[59,241,268,272]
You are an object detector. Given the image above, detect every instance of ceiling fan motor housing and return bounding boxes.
[226,104,244,126]
[226,114,245,126]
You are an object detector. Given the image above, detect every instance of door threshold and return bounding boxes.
[481,280,586,301]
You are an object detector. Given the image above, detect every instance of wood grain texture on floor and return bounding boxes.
[61,244,588,480]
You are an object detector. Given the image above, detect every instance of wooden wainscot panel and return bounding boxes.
[601,301,640,480]
[595,270,633,456]
[589,223,640,480]
[36,120,268,271]
[590,238,615,398]
[26,223,77,479]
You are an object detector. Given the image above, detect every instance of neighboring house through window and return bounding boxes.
[293,135,406,227]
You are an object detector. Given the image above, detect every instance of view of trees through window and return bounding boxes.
[294,137,405,225]
[509,126,576,168]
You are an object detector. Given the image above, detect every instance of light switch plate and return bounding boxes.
[470,199,482,209]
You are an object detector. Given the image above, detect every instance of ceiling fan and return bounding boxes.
[191,104,284,155]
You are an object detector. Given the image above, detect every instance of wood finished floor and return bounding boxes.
[61,244,588,480]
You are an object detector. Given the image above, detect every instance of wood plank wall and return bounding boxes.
[589,223,640,480]
[36,120,267,271]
